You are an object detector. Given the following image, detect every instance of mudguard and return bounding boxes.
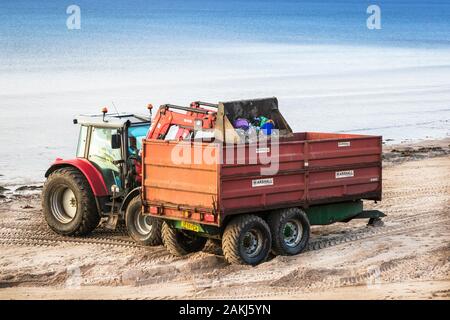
[120,187,141,213]
[45,158,109,197]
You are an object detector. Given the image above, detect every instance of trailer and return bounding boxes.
[141,98,384,265]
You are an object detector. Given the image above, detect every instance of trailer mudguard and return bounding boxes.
[45,158,109,197]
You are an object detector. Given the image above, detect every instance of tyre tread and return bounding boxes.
[126,196,162,246]
[42,167,100,236]
[267,207,310,256]
[222,214,271,265]
[161,222,206,256]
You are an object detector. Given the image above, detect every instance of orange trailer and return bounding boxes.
[141,98,384,265]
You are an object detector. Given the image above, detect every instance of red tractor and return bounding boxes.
[41,102,217,245]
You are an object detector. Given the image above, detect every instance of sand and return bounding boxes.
[0,139,449,300]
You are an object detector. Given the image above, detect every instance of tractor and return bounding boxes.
[41,102,218,245]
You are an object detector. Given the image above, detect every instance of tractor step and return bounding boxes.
[103,214,120,230]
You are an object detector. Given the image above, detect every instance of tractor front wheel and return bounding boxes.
[161,222,207,256]
[125,196,162,246]
[42,167,100,236]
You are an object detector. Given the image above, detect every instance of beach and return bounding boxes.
[0,139,448,300]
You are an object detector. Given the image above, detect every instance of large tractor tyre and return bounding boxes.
[161,222,207,256]
[41,167,100,236]
[222,214,272,265]
[267,207,310,256]
[125,196,162,246]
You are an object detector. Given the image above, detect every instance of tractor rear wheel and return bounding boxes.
[125,196,162,246]
[161,222,207,256]
[42,167,100,236]
[267,207,310,256]
[222,214,271,265]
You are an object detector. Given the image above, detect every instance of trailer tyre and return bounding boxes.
[42,167,100,236]
[125,196,162,246]
[268,207,310,256]
[161,222,207,256]
[222,215,271,265]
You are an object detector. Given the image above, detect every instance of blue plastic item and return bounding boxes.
[261,121,274,135]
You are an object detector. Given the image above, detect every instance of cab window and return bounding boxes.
[128,124,150,155]
[88,127,122,163]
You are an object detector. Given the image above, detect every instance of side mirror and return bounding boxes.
[111,134,121,149]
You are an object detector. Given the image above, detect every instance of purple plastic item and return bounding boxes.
[233,118,250,131]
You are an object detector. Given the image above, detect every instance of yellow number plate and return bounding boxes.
[181,221,201,232]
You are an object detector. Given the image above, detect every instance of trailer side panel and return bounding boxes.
[219,133,382,220]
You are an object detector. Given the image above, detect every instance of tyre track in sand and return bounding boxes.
[190,218,450,300]
[172,208,450,299]
[381,185,450,198]
[0,226,181,265]
[197,250,449,300]
[0,213,180,265]
[0,156,448,299]
[305,208,448,254]
[0,200,447,272]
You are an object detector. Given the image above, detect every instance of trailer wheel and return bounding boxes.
[125,196,162,246]
[161,222,207,256]
[222,214,271,265]
[268,207,310,256]
[42,167,100,236]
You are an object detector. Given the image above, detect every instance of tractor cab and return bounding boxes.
[73,110,151,195]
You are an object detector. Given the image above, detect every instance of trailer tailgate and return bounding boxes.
[142,140,219,223]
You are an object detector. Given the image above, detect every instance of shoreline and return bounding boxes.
[382,137,450,165]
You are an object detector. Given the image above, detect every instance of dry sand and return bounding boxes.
[0,139,449,300]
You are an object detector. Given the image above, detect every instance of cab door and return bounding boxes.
[87,126,123,192]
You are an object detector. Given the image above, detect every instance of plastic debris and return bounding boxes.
[233,115,276,142]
